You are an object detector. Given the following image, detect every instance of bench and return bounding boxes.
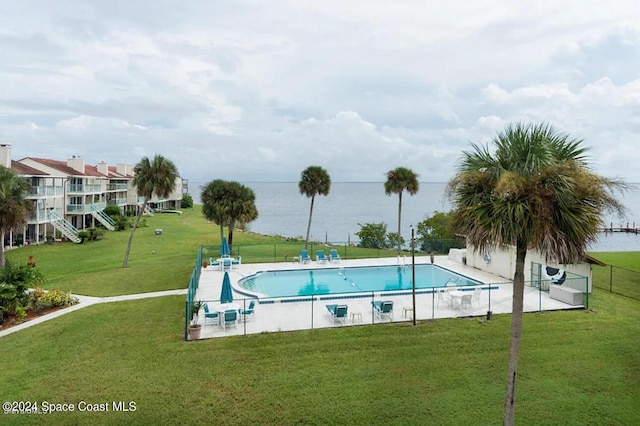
[549,285,583,306]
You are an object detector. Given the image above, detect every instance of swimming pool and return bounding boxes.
[239,264,482,298]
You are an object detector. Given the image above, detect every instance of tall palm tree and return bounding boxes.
[298,166,331,250]
[384,167,419,256]
[201,179,230,242]
[447,122,626,426]
[0,166,31,268]
[122,155,178,268]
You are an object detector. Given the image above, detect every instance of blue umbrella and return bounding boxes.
[220,237,230,258]
[220,271,233,303]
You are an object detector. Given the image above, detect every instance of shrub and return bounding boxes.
[78,228,106,242]
[1,261,46,320]
[103,204,122,217]
[181,194,193,208]
[355,222,390,249]
[28,288,78,312]
[113,215,131,231]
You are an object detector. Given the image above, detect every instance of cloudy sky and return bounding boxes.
[1,1,639,183]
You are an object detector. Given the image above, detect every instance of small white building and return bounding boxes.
[449,245,604,294]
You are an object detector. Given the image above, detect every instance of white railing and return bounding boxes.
[90,205,115,231]
[47,210,81,243]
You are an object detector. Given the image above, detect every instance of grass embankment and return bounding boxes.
[1,209,639,424]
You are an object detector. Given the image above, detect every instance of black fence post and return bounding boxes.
[609,265,613,293]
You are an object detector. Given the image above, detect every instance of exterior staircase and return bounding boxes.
[90,205,116,231]
[47,210,81,243]
[143,204,155,216]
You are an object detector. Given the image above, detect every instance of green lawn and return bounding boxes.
[2,211,639,424]
[6,207,399,297]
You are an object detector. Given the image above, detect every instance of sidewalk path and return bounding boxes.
[0,288,187,338]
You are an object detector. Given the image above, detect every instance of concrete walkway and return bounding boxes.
[0,288,187,338]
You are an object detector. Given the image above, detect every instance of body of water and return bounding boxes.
[190,182,640,252]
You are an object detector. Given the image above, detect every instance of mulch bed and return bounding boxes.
[0,306,65,331]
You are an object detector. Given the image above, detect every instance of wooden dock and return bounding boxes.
[599,223,639,234]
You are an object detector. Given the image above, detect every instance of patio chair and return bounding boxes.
[221,257,232,270]
[300,250,312,263]
[209,258,220,269]
[240,300,256,322]
[326,304,348,324]
[232,256,242,268]
[329,249,341,263]
[222,309,238,330]
[372,300,393,321]
[472,287,481,307]
[436,290,451,308]
[203,303,220,325]
[316,250,328,264]
[460,294,473,310]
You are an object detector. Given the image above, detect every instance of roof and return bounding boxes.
[22,157,85,176]
[583,254,607,267]
[10,160,48,176]
[21,157,107,177]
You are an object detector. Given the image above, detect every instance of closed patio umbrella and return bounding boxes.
[220,271,233,303]
[220,237,230,258]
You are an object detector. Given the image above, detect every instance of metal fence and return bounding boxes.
[184,248,203,341]
[530,261,590,308]
[185,247,589,340]
[595,265,640,300]
[200,239,466,265]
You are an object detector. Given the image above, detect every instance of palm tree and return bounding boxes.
[447,122,626,426]
[298,166,331,250]
[201,179,230,242]
[201,180,259,252]
[384,167,419,256]
[223,181,258,252]
[122,155,178,268]
[0,166,31,268]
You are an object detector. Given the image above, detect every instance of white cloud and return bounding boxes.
[1,0,640,183]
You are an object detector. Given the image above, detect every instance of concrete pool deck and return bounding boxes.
[193,255,583,340]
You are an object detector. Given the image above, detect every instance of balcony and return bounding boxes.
[107,183,129,191]
[27,185,64,197]
[66,202,107,214]
[68,183,103,193]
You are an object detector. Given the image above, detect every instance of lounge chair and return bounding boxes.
[316,250,328,264]
[240,300,256,322]
[203,303,220,325]
[326,304,348,324]
[372,300,393,321]
[300,250,311,264]
[329,249,341,263]
[222,309,238,330]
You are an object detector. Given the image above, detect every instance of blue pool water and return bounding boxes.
[239,264,482,297]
